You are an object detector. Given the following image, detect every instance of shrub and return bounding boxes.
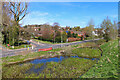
[55,36,61,43]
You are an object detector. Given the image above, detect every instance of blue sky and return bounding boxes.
[20,2,118,28]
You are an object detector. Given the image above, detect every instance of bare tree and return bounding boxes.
[9,2,28,45]
[52,22,60,43]
[87,19,94,40]
[41,24,53,40]
[1,2,13,45]
[9,2,28,26]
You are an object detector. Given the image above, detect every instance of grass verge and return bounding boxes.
[81,39,118,78]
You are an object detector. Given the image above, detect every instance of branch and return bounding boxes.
[16,3,28,21]
[18,12,28,22]
[10,8,16,16]
[10,2,15,8]
[16,2,21,15]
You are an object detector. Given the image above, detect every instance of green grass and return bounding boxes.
[33,39,84,44]
[33,39,54,44]
[9,45,32,49]
[81,39,118,78]
[72,48,101,58]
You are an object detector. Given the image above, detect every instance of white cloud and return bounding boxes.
[20,11,55,26]
[30,11,49,16]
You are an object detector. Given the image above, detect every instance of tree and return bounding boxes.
[9,2,28,26]
[55,31,61,43]
[41,24,53,41]
[52,22,60,43]
[81,27,89,37]
[72,33,77,38]
[9,2,28,45]
[73,26,80,31]
[2,2,29,46]
[100,17,114,42]
[67,31,71,38]
[62,31,67,42]
[97,28,104,38]
[8,25,19,46]
[53,22,60,31]
[112,20,118,39]
[87,19,95,40]
[20,29,32,40]
[2,2,13,45]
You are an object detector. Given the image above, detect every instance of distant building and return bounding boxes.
[72,31,86,37]
[23,25,43,37]
[92,29,98,36]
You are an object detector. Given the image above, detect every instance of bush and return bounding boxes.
[55,36,61,43]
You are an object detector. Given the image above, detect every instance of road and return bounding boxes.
[1,39,100,58]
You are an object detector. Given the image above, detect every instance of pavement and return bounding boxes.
[0,39,100,58]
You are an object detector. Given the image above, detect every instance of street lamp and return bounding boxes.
[60,27,63,47]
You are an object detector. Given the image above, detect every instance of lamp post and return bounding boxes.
[60,27,63,47]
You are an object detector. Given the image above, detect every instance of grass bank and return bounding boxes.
[81,39,118,78]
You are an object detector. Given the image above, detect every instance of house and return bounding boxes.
[92,29,98,36]
[73,31,86,37]
[23,25,43,37]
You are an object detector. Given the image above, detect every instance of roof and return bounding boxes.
[73,31,84,34]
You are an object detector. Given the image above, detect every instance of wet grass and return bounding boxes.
[2,58,96,78]
[34,63,44,69]
[2,63,33,78]
[26,58,96,78]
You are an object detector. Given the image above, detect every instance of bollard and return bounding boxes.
[32,46,33,49]
[28,47,29,50]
